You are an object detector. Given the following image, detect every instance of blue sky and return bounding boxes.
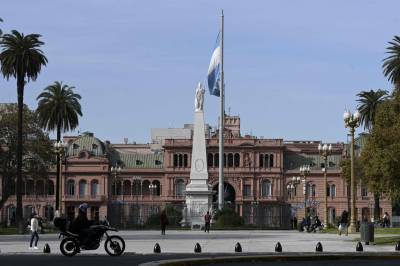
[0,1,397,143]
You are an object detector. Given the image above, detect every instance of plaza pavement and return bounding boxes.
[0,230,398,255]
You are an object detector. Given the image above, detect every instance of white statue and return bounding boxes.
[195,82,205,111]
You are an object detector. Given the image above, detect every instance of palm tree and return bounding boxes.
[357,89,388,223]
[0,18,3,36]
[383,36,400,92]
[357,89,388,131]
[0,30,47,232]
[36,81,82,212]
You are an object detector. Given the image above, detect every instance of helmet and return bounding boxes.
[79,203,88,212]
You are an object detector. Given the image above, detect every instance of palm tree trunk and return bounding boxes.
[374,192,380,223]
[55,125,61,212]
[16,76,24,234]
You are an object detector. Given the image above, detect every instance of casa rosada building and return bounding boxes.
[0,115,391,227]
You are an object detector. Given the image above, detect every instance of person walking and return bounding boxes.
[160,209,169,235]
[383,212,390,228]
[29,213,40,250]
[338,210,348,236]
[204,211,211,233]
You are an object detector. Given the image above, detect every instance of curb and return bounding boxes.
[139,252,400,266]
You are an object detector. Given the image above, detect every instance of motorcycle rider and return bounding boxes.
[69,203,94,247]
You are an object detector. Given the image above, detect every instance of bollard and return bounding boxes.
[315,242,323,252]
[43,243,51,254]
[395,241,400,251]
[235,242,242,253]
[194,243,202,253]
[153,243,161,253]
[275,242,282,253]
[356,242,363,252]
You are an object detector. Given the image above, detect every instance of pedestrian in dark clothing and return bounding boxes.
[204,211,211,233]
[69,203,94,246]
[338,210,348,236]
[160,209,169,235]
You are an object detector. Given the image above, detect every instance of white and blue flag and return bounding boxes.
[207,33,221,97]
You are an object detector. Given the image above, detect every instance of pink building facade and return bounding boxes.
[0,116,391,227]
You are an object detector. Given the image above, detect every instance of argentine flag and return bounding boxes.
[207,33,221,97]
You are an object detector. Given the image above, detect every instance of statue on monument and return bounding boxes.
[195,82,205,111]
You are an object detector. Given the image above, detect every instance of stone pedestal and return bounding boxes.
[183,110,213,229]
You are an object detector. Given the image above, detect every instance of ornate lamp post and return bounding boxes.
[111,165,122,199]
[287,176,301,216]
[318,143,332,227]
[343,110,361,233]
[54,141,67,215]
[149,183,157,214]
[300,165,311,218]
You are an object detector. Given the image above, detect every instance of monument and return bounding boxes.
[182,82,213,229]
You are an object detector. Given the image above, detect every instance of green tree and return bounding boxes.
[383,36,400,92]
[0,30,48,232]
[0,104,53,211]
[0,18,3,36]
[36,81,82,212]
[356,89,388,221]
[361,98,400,202]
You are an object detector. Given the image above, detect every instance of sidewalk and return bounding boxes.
[0,230,397,255]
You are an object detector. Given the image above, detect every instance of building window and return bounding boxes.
[142,180,150,195]
[123,180,131,195]
[132,180,141,195]
[269,154,274,168]
[43,205,54,221]
[328,184,336,197]
[91,206,100,222]
[228,153,234,167]
[176,179,185,196]
[261,180,272,197]
[243,184,251,197]
[26,179,34,195]
[47,180,54,195]
[234,153,240,167]
[178,154,183,167]
[311,184,316,198]
[208,153,214,167]
[136,160,143,165]
[183,154,188,167]
[79,180,87,197]
[36,180,45,195]
[67,180,75,196]
[214,153,219,167]
[224,153,227,167]
[259,154,264,167]
[173,154,178,167]
[361,184,368,197]
[91,180,99,198]
[328,207,336,225]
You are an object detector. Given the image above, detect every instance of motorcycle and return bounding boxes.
[54,217,125,257]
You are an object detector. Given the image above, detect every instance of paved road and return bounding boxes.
[0,230,398,254]
[213,260,400,266]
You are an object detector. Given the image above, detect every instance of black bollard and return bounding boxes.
[356,242,363,252]
[194,243,202,253]
[315,242,323,252]
[395,241,400,251]
[43,243,51,254]
[275,242,282,253]
[153,243,161,253]
[235,242,242,252]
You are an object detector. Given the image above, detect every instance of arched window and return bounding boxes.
[79,180,87,197]
[259,154,264,167]
[43,205,54,221]
[228,153,234,167]
[330,184,336,197]
[214,153,219,167]
[223,153,227,167]
[361,184,368,197]
[175,179,185,197]
[47,180,54,195]
[142,180,150,195]
[66,180,75,195]
[269,154,274,168]
[132,180,141,195]
[264,154,269,168]
[26,179,34,195]
[152,180,161,196]
[91,180,99,197]
[234,153,240,167]
[183,154,188,167]
[306,183,311,197]
[207,153,214,167]
[178,154,183,167]
[123,180,131,195]
[36,180,45,195]
[173,154,178,167]
[261,180,272,197]
[111,180,122,195]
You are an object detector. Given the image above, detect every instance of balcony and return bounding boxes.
[63,195,105,202]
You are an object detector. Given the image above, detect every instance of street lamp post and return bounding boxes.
[149,183,157,214]
[287,176,301,216]
[111,165,121,200]
[300,165,311,218]
[54,141,67,215]
[344,110,361,233]
[318,143,332,227]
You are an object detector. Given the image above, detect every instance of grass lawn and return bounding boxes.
[0,227,20,235]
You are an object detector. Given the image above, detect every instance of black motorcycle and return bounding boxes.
[54,217,125,257]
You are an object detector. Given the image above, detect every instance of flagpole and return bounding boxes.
[218,9,224,210]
